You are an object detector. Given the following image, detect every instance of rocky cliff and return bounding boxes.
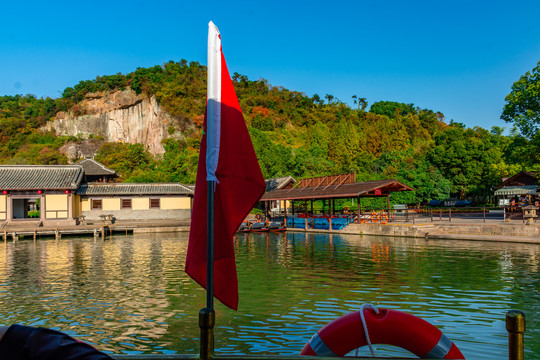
[44,89,181,156]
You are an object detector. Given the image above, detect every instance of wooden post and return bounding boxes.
[328,217,332,231]
[3,230,6,242]
[284,200,287,226]
[33,230,37,242]
[449,208,452,222]
[101,225,105,240]
[357,196,361,223]
[483,207,486,223]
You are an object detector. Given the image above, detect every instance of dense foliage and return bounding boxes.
[1,59,538,206]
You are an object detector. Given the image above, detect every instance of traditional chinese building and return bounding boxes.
[0,163,193,226]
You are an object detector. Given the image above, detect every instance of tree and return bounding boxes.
[358,97,368,111]
[501,61,540,139]
[325,94,334,104]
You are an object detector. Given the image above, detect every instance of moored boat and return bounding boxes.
[268,221,286,232]
[237,221,252,233]
[249,221,269,232]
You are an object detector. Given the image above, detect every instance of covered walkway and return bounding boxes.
[260,173,413,229]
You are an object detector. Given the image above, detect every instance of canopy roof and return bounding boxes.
[494,185,538,196]
[260,179,413,201]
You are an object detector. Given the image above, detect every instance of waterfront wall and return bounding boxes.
[338,223,540,244]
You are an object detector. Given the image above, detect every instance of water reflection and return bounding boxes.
[0,232,538,358]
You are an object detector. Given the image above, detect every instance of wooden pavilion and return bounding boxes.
[260,173,414,219]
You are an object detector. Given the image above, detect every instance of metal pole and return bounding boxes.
[506,310,525,360]
[199,308,215,360]
[207,180,215,310]
[200,180,216,360]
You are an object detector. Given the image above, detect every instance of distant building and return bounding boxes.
[0,165,84,226]
[0,162,193,226]
[494,171,538,206]
[265,176,296,214]
[76,158,119,183]
[76,183,192,222]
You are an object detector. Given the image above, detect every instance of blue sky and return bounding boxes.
[1,0,539,131]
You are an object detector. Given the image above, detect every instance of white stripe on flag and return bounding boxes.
[206,21,221,182]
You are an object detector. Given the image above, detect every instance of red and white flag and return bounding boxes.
[185,22,266,310]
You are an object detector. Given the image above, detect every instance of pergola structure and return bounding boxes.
[260,173,414,219]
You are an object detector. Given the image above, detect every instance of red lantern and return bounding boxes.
[65,190,70,194]
[37,190,42,194]
[2,191,6,195]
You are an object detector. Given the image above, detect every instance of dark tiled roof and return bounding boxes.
[261,179,413,201]
[76,158,118,177]
[265,176,296,192]
[0,165,84,190]
[496,171,538,188]
[76,183,194,196]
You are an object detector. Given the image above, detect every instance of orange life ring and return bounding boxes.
[371,212,379,223]
[300,308,464,359]
[380,214,388,224]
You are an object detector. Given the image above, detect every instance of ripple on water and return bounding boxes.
[0,233,539,358]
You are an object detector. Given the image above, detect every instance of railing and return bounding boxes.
[272,206,532,225]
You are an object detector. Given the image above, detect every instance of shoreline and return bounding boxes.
[1,219,539,245]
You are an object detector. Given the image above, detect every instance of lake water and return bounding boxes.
[0,231,538,358]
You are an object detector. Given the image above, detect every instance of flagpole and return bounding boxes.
[200,21,219,360]
[207,179,215,310]
[199,180,215,360]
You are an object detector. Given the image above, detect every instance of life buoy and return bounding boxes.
[300,307,464,359]
[371,212,379,223]
[380,214,388,224]
[255,214,261,221]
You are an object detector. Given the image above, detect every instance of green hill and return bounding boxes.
[0,59,534,205]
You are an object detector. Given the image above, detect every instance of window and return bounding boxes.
[92,199,102,210]
[150,198,160,209]
[122,199,132,209]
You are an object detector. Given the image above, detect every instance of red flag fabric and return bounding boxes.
[185,22,266,310]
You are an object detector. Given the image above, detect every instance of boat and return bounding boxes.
[249,221,269,232]
[237,221,252,233]
[267,221,286,232]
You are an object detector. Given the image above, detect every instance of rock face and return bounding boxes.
[44,90,176,155]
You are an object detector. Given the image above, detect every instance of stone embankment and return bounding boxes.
[337,222,540,244]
